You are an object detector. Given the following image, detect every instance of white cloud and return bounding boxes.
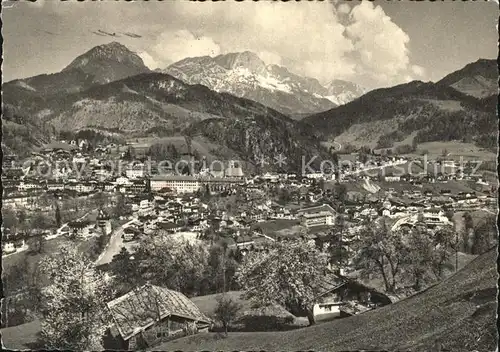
[138,51,158,70]
[23,0,425,89]
[303,59,357,86]
[149,29,221,68]
[247,1,355,82]
[257,51,282,66]
[337,4,351,15]
[154,0,424,88]
[344,1,414,86]
[411,65,426,78]
[403,75,414,83]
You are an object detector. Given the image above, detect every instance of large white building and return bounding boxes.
[150,175,201,193]
[150,175,243,194]
[421,208,452,229]
[297,204,337,228]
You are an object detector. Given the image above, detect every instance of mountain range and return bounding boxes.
[163,51,365,116]
[152,249,500,351]
[305,58,498,151]
[2,41,497,166]
[2,43,330,170]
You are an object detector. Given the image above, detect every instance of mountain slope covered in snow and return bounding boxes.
[164,52,365,116]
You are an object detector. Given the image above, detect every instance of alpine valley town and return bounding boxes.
[1,1,498,351]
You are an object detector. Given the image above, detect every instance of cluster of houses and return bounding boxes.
[104,193,284,252]
[63,209,113,239]
[3,138,494,207]
[1,231,30,255]
[2,142,498,350]
[2,139,496,257]
[102,178,478,262]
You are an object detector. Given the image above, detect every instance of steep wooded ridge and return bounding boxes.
[1,105,54,157]
[39,72,329,169]
[304,59,498,150]
[164,51,365,116]
[186,115,327,171]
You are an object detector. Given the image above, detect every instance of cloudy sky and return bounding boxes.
[2,0,498,89]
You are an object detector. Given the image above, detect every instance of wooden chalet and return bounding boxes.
[310,272,393,323]
[104,284,211,350]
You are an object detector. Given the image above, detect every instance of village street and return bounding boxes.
[95,219,137,266]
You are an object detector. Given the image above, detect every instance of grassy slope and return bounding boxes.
[0,319,42,350]
[403,141,497,161]
[157,249,498,352]
[190,291,253,318]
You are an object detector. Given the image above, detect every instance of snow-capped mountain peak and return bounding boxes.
[214,51,267,73]
[163,52,365,116]
[324,79,366,106]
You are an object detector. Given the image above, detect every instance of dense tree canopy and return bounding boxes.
[353,220,456,293]
[131,235,240,297]
[39,243,114,350]
[237,239,328,325]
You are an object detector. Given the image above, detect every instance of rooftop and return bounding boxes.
[107,284,211,341]
[151,175,244,183]
[297,204,336,216]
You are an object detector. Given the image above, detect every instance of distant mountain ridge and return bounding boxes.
[164,51,365,116]
[436,58,498,99]
[2,42,496,164]
[304,58,498,150]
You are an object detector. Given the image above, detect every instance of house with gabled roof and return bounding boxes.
[104,284,211,350]
[68,219,95,238]
[310,272,393,323]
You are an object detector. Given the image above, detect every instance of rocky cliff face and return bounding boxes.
[187,115,329,172]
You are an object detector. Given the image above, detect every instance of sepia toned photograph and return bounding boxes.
[1,0,498,351]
